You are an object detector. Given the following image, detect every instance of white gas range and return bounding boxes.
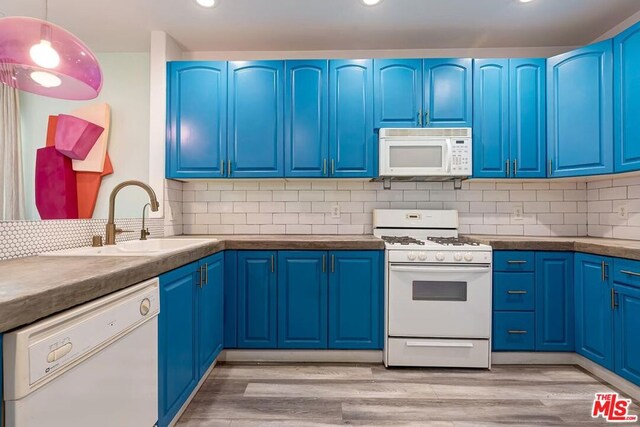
[373,209,493,369]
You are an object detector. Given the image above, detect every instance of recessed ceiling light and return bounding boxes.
[361,0,382,6]
[519,0,534,3]
[195,0,217,8]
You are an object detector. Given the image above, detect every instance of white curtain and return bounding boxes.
[0,84,25,220]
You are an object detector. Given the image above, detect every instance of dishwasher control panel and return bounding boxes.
[19,280,160,387]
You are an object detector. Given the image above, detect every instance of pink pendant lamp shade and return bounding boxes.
[0,17,102,100]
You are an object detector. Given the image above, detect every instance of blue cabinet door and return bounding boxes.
[285,60,329,178]
[329,60,375,178]
[493,311,536,351]
[614,284,640,386]
[237,251,278,348]
[424,58,472,128]
[228,61,284,177]
[510,59,547,178]
[575,253,614,369]
[328,251,382,349]
[614,22,640,172]
[224,250,237,348]
[547,40,613,177]
[535,252,574,351]
[197,253,224,378]
[374,59,422,128]
[277,251,328,348]
[473,59,510,178]
[166,62,227,179]
[158,262,199,427]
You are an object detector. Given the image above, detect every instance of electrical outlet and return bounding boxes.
[618,204,629,219]
[512,206,524,220]
[331,203,341,219]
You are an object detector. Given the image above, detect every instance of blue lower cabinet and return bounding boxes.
[237,251,278,348]
[158,262,199,427]
[1,333,3,426]
[224,250,238,348]
[614,284,640,386]
[197,253,224,378]
[493,251,535,272]
[575,253,614,369]
[493,311,535,351]
[277,251,328,348]
[328,251,382,349]
[493,272,535,311]
[535,252,574,351]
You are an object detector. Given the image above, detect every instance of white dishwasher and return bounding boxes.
[3,278,160,427]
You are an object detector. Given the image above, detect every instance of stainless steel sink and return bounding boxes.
[39,238,216,257]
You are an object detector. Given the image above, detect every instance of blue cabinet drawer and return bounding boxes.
[493,311,535,351]
[493,272,535,311]
[613,258,640,289]
[493,251,535,272]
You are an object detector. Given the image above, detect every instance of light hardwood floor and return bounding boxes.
[177,364,639,426]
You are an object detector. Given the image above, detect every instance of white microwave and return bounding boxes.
[378,128,472,178]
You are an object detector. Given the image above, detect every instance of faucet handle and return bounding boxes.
[115,228,135,235]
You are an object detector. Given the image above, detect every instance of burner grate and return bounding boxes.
[381,236,425,245]
[427,236,480,246]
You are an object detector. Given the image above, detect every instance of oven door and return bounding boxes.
[379,138,451,176]
[388,263,491,338]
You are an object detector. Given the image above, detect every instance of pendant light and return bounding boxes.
[0,1,102,100]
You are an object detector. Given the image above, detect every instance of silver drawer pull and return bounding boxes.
[507,260,528,264]
[621,270,640,277]
[507,290,528,295]
[507,330,528,335]
[406,341,474,348]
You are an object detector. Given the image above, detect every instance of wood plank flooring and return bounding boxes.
[177,364,639,426]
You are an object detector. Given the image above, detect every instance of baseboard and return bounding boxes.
[168,359,218,427]
[221,349,383,363]
[491,352,576,365]
[574,354,640,402]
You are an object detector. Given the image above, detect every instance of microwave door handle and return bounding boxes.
[445,142,452,173]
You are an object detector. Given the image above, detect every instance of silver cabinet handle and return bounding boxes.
[271,255,274,273]
[548,159,552,176]
[417,109,422,127]
[322,254,326,272]
[507,260,527,264]
[425,110,430,126]
[506,159,511,177]
[507,290,528,295]
[198,265,204,288]
[331,254,335,273]
[331,159,335,176]
[220,160,225,176]
[228,160,232,176]
[323,158,327,176]
[621,269,640,277]
[508,330,528,335]
[611,288,617,310]
[602,261,609,281]
[204,263,208,285]
[513,159,517,176]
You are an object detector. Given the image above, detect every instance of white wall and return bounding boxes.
[20,52,151,220]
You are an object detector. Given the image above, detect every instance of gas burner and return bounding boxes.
[426,236,481,246]
[381,236,425,246]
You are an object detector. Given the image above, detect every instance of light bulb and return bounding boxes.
[196,0,216,7]
[30,40,60,69]
[30,71,62,88]
[361,0,382,5]
[519,0,534,2]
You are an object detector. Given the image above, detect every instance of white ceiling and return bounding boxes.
[2,0,640,53]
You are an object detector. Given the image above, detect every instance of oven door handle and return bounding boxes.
[390,265,491,274]
[406,341,474,348]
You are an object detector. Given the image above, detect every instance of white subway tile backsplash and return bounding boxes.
[470,224,497,234]
[338,181,365,190]
[286,224,312,234]
[430,191,457,201]
[470,202,497,213]
[351,190,378,201]
[208,181,234,190]
[299,213,325,224]
[483,191,509,202]
[510,191,537,202]
[260,224,286,234]
[220,191,246,202]
[233,181,260,191]
[536,190,564,201]
[550,202,577,213]
[325,191,351,201]
[208,202,234,213]
[233,202,260,213]
[259,202,286,213]
[195,213,221,224]
[273,213,299,224]
[246,213,273,224]
[549,182,577,190]
[377,190,404,202]
[600,186,627,200]
[522,182,550,190]
[220,213,246,224]
[523,202,550,213]
[286,202,312,213]
[496,225,524,235]
[234,225,260,234]
[537,213,564,225]
[456,191,483,201]
[403,190,429,201]
[247,190,273,201]
[260,181,286,190]
[312,224,337,234]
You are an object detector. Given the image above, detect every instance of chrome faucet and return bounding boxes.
[106,180,160,245]
[140,203,151,241]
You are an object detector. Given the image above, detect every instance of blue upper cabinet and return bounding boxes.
[374,59,423,128]
[329,60,375,178]
[473,59,509,178]
[535,252,574,351]
[575,253,614,370]
[614,22,640,173]
[277,251,328,349]
[228,61,284,177]
[328,251,382,349]
[284,60,329,178]
[509,59,546,178]
[167,62,227,179]
[547,40,613,177]
[197,253,224,378]
[237,251,278,348]
[423,58,472,128]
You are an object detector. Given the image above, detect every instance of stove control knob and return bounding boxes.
[418,252,427,261]
[407,251,417,261]
[464,252,474,262]
[435,252,445,262]
[453,252,463,262]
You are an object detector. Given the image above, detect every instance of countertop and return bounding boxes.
[467,235,640,260]
[0,235,384,334]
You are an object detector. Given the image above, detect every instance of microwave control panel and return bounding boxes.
[451,139,472,175]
